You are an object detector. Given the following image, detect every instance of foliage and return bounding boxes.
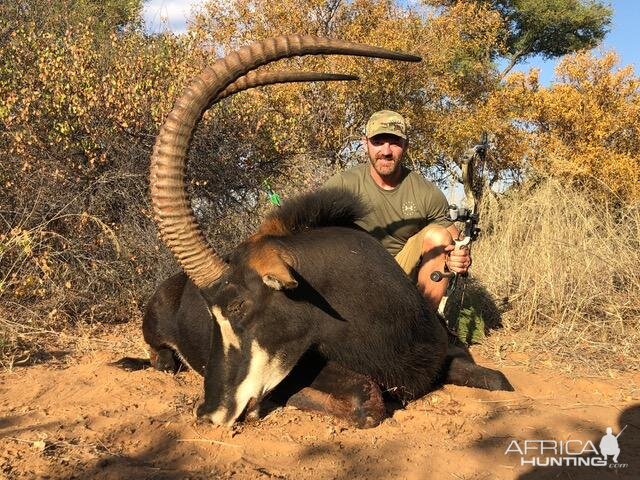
[488,51,640,203]
[456,307,487,345]
[0,2,193,354]
[534,51,640,203]
[496,0,612,75]
[0,0,143,38]
[189,0,504,185]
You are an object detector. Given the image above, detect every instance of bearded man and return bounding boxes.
[324,110,471,310]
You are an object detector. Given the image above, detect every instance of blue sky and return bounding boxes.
[142,0,638,83]
[142,0,203,34]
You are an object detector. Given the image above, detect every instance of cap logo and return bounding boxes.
[365,110,408,139]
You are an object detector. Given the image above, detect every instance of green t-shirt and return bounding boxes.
[324,163,452,256]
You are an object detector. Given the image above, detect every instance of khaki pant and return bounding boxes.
[394,224,442,278]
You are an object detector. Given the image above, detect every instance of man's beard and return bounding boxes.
[372,156,399,177]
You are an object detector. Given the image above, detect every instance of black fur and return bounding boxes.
[143,189,513,427]
[261,188,369,234]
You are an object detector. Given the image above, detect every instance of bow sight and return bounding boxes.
[447,203,480,244]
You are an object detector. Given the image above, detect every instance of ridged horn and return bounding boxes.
[150,35,421,288]
[215,71,358,104]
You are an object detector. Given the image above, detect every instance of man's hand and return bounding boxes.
[445,245,472,274]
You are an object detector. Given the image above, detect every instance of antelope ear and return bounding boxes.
[249,244,298,290]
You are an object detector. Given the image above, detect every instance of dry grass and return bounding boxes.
[472,177,640,373]
[0,303,150,371]
[0,182,173,365]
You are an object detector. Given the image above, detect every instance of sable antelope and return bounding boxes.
[145,35,513,428]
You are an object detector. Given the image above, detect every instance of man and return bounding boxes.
[324,110,471,311]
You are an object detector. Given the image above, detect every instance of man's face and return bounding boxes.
[365,133,407,178]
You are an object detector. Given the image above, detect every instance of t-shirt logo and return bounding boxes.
[402,201,418,216]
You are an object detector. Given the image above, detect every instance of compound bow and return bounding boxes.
[431,133,487,323]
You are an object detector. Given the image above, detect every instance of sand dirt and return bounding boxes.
[0,324,638,480]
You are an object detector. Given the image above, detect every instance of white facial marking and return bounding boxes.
[203,409,233,426]
[234,340,289,410]
[211,305,240,355]
[205,340,290,427]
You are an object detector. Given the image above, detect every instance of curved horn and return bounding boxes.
[150,35,421,288]
[215,71,358,103]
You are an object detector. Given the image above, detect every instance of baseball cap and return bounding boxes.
[365,110,407,139]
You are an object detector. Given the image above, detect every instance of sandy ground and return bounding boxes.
[0,324,638,480]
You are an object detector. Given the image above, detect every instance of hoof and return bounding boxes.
[150,348,178,372]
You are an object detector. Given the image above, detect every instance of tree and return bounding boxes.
[497,0,613,76]
[0,0,193,330]
[489,51,640,203]
[0,0,143,37]
[425,0,612,77]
